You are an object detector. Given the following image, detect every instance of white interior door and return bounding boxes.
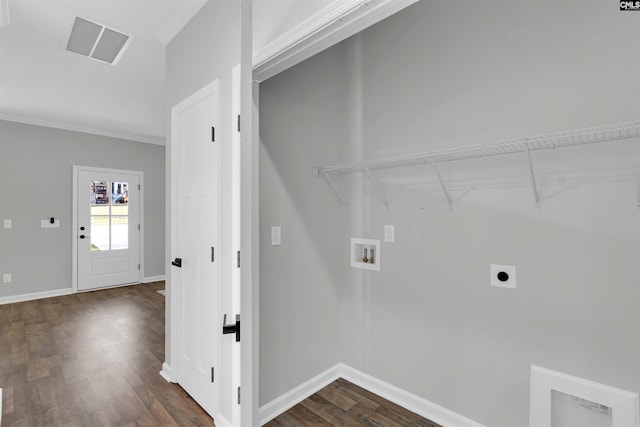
[76,167,141,291]
[171,80,220,419]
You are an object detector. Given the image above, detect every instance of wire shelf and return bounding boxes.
[314,120,640,208]
[316,121,640,175]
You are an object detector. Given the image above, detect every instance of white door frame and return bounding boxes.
[231,64,242,424]
[240,2,257,423]
[71,165,144,293]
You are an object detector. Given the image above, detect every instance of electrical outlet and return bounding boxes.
[3,274,12,284]
[271,226,281,246]
[490,264,516,289]
[384,225,395,243]
[3,219,11,229]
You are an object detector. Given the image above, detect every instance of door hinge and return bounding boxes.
[237,251,240,268]
[237,386,241,404]
[138,184,141,190]
[211,246,215,262]
[237,115,241,132]
[138,224,141,230]
[211,126,215,142]
[138,264,141,270]
[211,367,215,383]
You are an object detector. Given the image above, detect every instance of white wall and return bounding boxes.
[0,120,165,298]
[258,1,640,426]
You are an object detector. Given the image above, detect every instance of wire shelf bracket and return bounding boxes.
[318,168,349,208]
[524,142,541,207]
[429,157,453,210]
[363,165,389,210]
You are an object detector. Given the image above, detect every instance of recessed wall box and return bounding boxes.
[490,264,516,288]
[351,238,380,271]
[531,365,639,427]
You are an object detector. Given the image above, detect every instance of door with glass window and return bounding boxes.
[76,168,141,291]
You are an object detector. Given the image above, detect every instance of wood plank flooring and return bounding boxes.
[265,378,443,427]
[0,282,214,426]
[1,282,442,426]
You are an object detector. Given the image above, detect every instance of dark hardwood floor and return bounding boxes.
[0,282,214,426]
[1,282,441,427]
[266,378,443,427]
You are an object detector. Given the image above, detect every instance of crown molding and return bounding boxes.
[252,0,418,82]
[0,112,164,146]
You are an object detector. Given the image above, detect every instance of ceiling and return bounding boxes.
[0,0,207,145]
[0,0,405,146]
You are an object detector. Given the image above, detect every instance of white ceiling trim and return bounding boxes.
[155,0,207,45]
[252,0,418,82]
[0,112,164,146]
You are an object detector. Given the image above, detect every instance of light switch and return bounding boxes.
[384,225,395,243]
[3,219,11,229]
[3,274,11,284]
[271,226,281,246]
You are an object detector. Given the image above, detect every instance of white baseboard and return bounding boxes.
[159,362,174,383]
[259,363,485,427]
[213,413,234,427]
[0,288,73,305]
[338,364,485,427]
[259,365,343,424]
[0,279,164,305]
[143,275,166,283]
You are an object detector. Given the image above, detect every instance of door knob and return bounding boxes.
[222,314,240,342]
[171,258,182,268]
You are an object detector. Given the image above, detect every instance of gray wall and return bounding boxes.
[0,120,165,298]
[259,40,362,400]
[259,1,640,426]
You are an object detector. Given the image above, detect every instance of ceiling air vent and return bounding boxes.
[64,16,132,65]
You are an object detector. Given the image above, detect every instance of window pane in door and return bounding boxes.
[91,205,109,216]
[112,182,128,205]
[111,216,128,250]
[111,205,128,215]
[91,216,110,251]
[91,181,109,205]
